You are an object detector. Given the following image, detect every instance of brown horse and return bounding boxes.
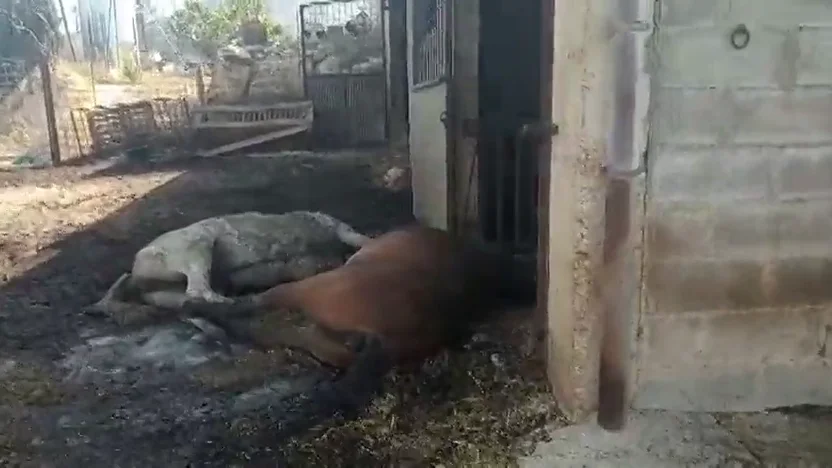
[183,224,535,448]
[183,224,534,368]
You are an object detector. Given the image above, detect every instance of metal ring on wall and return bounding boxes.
[730,24,751,50]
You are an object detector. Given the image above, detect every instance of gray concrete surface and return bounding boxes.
[637,0,832,410]
[520,409,832,467]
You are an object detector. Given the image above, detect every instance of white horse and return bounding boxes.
[89,210,370,324]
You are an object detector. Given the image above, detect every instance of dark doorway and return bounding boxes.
[477,0,545,272]
[387,0,410,146]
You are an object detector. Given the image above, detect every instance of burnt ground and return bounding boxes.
[0,149,562,467]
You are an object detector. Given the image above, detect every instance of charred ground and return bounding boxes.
[0,150,562,467]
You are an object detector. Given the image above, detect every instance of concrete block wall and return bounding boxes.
[636,0,832,411]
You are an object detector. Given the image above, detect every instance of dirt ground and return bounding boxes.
[0,149,561,467]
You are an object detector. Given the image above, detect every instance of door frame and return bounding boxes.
[407,0,451,230]
[536,0,555,357]
[443,0,457,233]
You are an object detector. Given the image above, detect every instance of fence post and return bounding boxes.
[39,56,61,165]
[195,65,206,105]
[299,4,309,98]
[56,0,78,61]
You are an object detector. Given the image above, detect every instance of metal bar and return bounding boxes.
[444,0,457,233]
[438,0,445,80]
[514,132,523,245]
[428,7,435,81]
[516,121,558,251]
[530,131,539,250]
[495,128,505,246]
[381,0,390,141]
[191,101,314,113]
[343,75,351,145]
[475,124,489,244]
[411,76,446,91]
[299,4,309,98]
[191,118,310,129]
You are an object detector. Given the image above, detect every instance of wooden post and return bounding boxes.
[69,110,85,158]
[40,57,62,165]
[195,65,206,104]
[87,17,98,105]
[130,8,143,79]
[134,0,147,68]
[112,0,120,68]
[57,0,78,61]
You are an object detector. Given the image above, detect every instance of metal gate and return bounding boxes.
[300,0,388,148]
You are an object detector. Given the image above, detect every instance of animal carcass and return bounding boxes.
[89,210,369,325]
[183,224,536,367]
[180,224,536,446]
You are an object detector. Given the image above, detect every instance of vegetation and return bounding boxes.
[165,0,287,58]
[0,0,59,59]
[120,52,141,83]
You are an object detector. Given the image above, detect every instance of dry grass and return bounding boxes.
[0,120,32,151]
[59,60,197,104]
[244,317,565,467]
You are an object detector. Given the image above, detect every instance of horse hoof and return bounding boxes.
[82,302,109,316]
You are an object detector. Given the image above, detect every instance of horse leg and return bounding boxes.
[88,272,132,312]
[191,305,357,368]
[85,273,165,326]
[133,239,231,304]
[268,325,358,369]
[227,255,345,294]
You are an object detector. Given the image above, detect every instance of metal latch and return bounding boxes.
[518,121,559,141]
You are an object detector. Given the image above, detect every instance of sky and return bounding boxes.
[59,0,136,42]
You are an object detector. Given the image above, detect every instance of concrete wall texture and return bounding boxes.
[635,0,832,410]
[543,0,612,421]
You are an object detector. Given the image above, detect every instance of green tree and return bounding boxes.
[165,0,285,58]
